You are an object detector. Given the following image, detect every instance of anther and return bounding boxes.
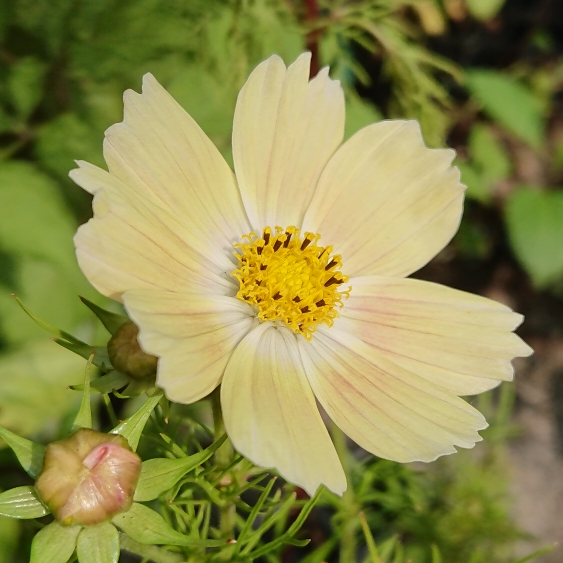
[257,244,264,256]
[260,264,267,270]
[293,296,301,303]
[325,259,337,271]
[301,236,313,251]
[325,276,342,287]
[263,230,271,245]
[273,239,283,252]
[316,299,326,307]
[283,232,292,248]
[300,306,310,313]
[272,291,282,300]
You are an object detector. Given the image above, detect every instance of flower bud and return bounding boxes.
[107,321,158,380]
[35,428,141,526]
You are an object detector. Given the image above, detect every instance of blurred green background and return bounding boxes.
[0,0,562,561]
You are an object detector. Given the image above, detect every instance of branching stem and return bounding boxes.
[210,387,236,541]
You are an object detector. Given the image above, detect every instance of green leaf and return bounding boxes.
[466,70,544,149]
[469,124,511,184]
[76,522,119,563]
[134,434,227,502]
[8,57,47,120]
[511,545,556,563]
[505,188,563,287]
[112,503,222,547]
[79,297,128,336]
[359,512,383,563]
[0,424,45,478]
[12,295,87,347]
[71,371,129,394]
[35,113,104,179]
[458,162,489,203]
[0,487,49,519]
[111,390,164,451]
[30,522,81,563]
[55,340,112,370]
[0,340,83,437]
[71,354,94,431]
[344,94,383,141]
[466,0,506,20]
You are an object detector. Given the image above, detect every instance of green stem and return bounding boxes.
[119,533,184,563]
[210,387,236,540]
[332,422,358,563]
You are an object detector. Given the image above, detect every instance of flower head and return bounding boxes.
[35,428,141,526]
[71,53,532,496]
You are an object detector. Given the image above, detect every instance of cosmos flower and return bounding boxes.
[71,52,532,496]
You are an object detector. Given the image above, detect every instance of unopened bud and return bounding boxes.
[107,321,158,380]
[35,428,141,526]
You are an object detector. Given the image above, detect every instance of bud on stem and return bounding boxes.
[35,429,141,526]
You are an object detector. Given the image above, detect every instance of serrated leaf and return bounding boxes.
[111,390,164,451]
[30,521,81,563]
[0,424,45,478]
[466,70,544,149]
[71,371,129,394]
[112,503,222,547]
[134,434,227,502]
[76,522,119,563]
[0,487,49,519]
[505,188,563,287]
[71,354,94,431]
[79,297,128,336]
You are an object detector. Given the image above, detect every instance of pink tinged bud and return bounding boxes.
[35,428,141,527]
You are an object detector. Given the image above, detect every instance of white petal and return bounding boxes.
[101,73,250,256]
[340,276,533,395]
[124,289,255,404]
[302,121,465,277]
[73,163,235,301]
[221,323,346,496]
[300,326,488,463]
[233,53,345,230]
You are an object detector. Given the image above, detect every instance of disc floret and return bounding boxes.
[232,226,350,339]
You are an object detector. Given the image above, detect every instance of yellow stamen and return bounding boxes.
[232,226,351,340]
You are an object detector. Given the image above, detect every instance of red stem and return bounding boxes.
[305,0,320,78]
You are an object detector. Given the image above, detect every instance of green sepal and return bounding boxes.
[30,521,81,563]
[71,354,94,432]
[111,389,164,451]
[79,296,129,336]
[0,424,45,478]
[70,370,129,394]
[0,486,49,519]
[12,295,88,347]
[112,502,223,547]
[134,434,227,502]
[55,339,112,371]
[113,378,154,398]
[76,522,119,563]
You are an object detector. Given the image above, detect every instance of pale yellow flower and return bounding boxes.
[71,53,532,496]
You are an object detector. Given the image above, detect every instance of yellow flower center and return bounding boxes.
[232,226,350,340]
